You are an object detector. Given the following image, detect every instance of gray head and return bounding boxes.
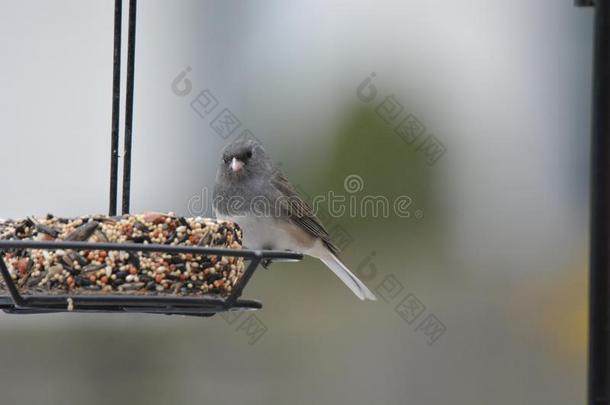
[217,139,271,182]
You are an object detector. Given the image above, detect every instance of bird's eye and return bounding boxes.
[246,151,253,159]
[223,157,230,164]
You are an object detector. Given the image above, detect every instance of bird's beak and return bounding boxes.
[230,157,244,172]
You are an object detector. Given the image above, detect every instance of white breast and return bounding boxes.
[216,213,315,253]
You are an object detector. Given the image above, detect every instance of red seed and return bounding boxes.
[16,259,29,275]
[143,212,167,224]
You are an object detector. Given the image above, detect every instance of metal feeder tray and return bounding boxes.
[0,240,302,317]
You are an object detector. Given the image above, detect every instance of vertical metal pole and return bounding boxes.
[109,0,122,216]
[122,0,137,215]
[587,1,610,403]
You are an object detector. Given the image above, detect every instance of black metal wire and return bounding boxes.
[0,240,302,316]
[0,240,301,259]
[109,0,122,216]
[121,0,137,215]
[587,0,610,403]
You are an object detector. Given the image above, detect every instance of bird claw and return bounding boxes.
[261,259,273,269]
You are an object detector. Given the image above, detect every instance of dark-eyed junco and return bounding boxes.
[213,139,376,300]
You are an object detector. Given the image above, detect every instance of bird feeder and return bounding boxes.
[0,0,302,317]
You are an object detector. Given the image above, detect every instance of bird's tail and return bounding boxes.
[317,250,377,301]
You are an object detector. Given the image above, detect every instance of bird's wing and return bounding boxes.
[270,170,340,255]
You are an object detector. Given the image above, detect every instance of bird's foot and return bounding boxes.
[261,259,273,269]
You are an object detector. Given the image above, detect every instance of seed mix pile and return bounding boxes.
[0,213,244,297]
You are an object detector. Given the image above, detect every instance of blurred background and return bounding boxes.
[0,0,592,404]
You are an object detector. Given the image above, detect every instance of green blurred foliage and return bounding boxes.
[315,104,442,238]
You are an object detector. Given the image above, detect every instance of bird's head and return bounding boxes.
[218,139,269,182]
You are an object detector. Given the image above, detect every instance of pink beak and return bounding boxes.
[230,157,244,172]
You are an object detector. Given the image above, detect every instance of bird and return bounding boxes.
[213,139,376,301]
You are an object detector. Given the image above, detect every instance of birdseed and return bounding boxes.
[0,213,244,297]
